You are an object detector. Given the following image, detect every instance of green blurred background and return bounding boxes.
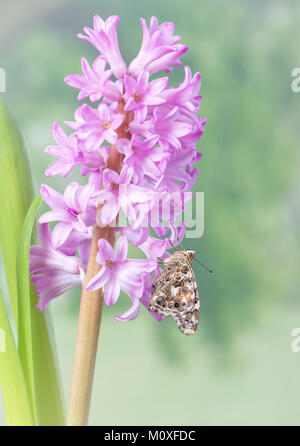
[1,0,300,425]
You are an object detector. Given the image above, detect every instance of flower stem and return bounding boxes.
[66,100,132,426]
[66,224,114,426]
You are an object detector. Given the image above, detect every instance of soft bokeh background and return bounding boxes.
[1,0,300,425]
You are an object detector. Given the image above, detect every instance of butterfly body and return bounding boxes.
[149,250,200,335]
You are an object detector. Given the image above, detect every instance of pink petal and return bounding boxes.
[137,70,149,92]
[64,182,80,210]
[100,199,119,225]
[127,184,152,203]
[147,77,169,96]
[86,266,110,291]
[115,235,128,261]
[97,238,115,264]
[39,209,73,224]
[135,106,147,123]
[51,122,68,146]
[119,193,137,223]
[81,57,94,78]
[45,161,73,178]
[117,138,132,155]
[37,223,51,247]
[98,103,110,122]
[104,278,121,306]
[125,259,157,274]
[52,222,73,248]
[124,75,137,95]
[40,184,66,210]
[93,55,107,74]
[102,168,119,189]
[124,96,136,111]
[143,95,166,106]
[115,298,140,321]
[105,129,118,145]
[119,165,133,185]
[64,74,85,90]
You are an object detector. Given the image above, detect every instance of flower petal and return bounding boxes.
[115,235,128,261]
[86,266,110,291]
[39,209,74,224]
[104,277,121,306]
[40,184,66,210]
[115,297,140,321]
[52,222,73,248]
[97,238,115,264]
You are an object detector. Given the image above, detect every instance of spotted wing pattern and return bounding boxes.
[149,252,199,335]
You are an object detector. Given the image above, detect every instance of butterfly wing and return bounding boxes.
[149,256,200,335]
[149,264,177,316]
[173,260,199,335]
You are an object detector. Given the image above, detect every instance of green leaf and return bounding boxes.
[0,96,64,425]
[0,287,34,425]
[17,195,65,426]
[0,95,34,329]
[17,195,41,423]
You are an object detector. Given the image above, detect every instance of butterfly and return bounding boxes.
[149,244,213,335]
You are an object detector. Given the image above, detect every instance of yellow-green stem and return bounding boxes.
[67,101,132,426]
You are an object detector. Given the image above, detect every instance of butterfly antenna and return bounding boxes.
[194,258,214,275]
[169,240,181,252]
[178,241,186,251]
[171,239,214,275]
[174,232,186,252]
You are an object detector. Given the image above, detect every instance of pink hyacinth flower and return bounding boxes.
[156,146,197,191]
[66,103,124,149]
[45,122,108,177]
[86,235,156,308]
[64,56,112,102]
[39,182,96,248]
[129,17,188,77]
[123,70,168,122]
[117,134,163,184]
[138,234,169,260]
[31,14,206,324]
[95,165,154,225]
[130,105,193,151]
[78,15,127,79]
[161,66,202,114]
[30,223,85,312]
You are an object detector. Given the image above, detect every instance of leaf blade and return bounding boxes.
[17,195,42,424]
[17,194,65,426]
[0,95,34,329]
[0,287,34,425]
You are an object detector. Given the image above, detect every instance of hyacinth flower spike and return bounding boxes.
[30,14,205,425]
